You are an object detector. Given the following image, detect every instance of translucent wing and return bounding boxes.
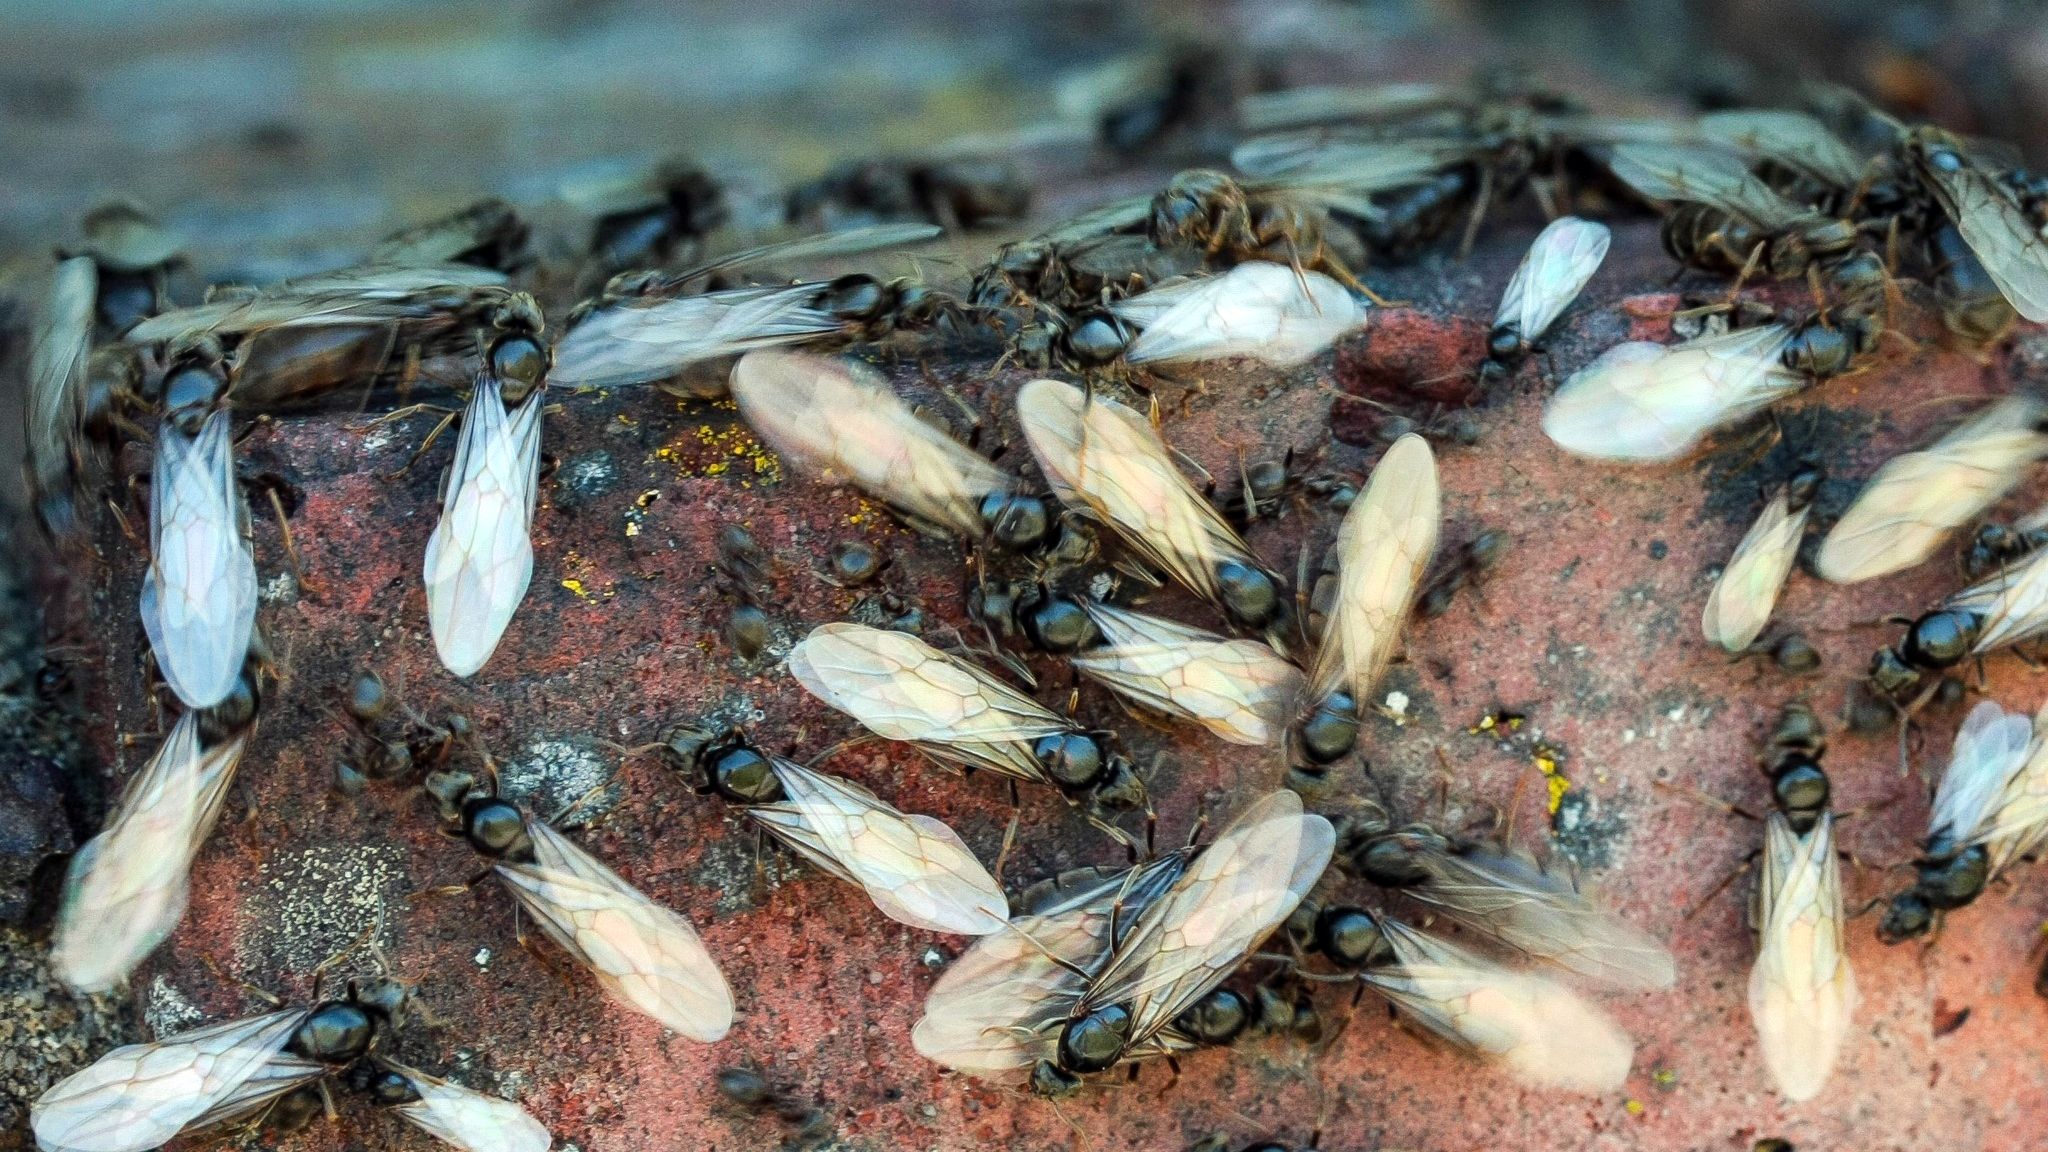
[1017,378,1266,605]
[1749,812,1854,1102]
[379,1062,552,1152]
[141,410,257,708]
[1237,83,1461,132]
[1228,135,1467,192]
[124,269,505,345]
[30,1008,311,1152]
[1696,110,1868,191]
[787,623,1072,785]
[1029,194,1153,245]
[1305,433,1439,711]
[753,758,1008,935]
[663,223,942,286]
[52,714,246,992]
[26,257,95,530]
[1927,699,2035,846]
[550,286,843,388]
[1360,918,1635,1094]
[1369,831,1676,990]
[1912,135,2048,322]
[1606,143,1809,230]
[1116,263,1366,366]
[1965,702,2048,875]
[1816,396,2048,583]
[1947,546,2048,653]
[1494,217,1610,341]
[1542,325,1801,462]
[1070,602,1303,746]
[1702,488,1810,652]
[422,377,544,677]
[731,351,1018,539]
[1078,791,1334,1047]
[494,818,734,1041]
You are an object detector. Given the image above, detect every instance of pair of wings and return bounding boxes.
[1909,130,2048,324]
[1749,812,1855,1101]
[1493,217,1611,342]
[1357,915,1636,1094]
[788,622,1077,786]
[51,712,247,993]
[1304,433,1441,718]
[1927,700,2048,877]
[1703,481,1812,652]
[743,755,1008,935]
[141,409,257,709]
[1360,829,1676,990]
[492,815,735,1041]
[422,376,545,677]
[124,265,510,347]
[1943,543,2048,654]
[1017,378,1266,611]
[25,256,96,529]
[31,1008,547,1152]
[1816,396,2048,584]
[730,351,1019,541]
[1542,323,1804,463]
[1606,142,1831,234]
[1108,262,1367,367]
[913,791,1332,1080]
[1069,601,1302,747]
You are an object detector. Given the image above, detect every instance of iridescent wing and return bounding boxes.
[422,377,544,677]
[731,351,1018,540]
[52,713,247,992]
[1702,488,1809,652]
[377,1062,552,1152]
[1076,791,1334,1049]
[494,817,734,1041]
[1016,378,1266,606]
[1305,433,1439,713]
[1369,832,1676,990]
[752,758,1008,935]
[1070,601,1302,746]
[550,285,843,388]
[141,409,257,708]
[30,1008,312,1152]
[1748,812,1854,1102]
[1542,325,1802,462]
[1816,396,2048,583]
[1115,263,1366,366]
[1359,917,1635,1094]
[1494,217,1610,342]
[787,622,1072,782]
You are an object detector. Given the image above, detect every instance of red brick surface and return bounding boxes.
[74,219,2048,1152]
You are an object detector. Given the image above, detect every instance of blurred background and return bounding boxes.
[3,0,2047,263]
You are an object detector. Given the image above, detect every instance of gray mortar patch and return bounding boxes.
[497,736,623,822]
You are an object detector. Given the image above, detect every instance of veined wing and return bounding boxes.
[1948,546,2048,652]
[1542,325,1801,462]
[494,818,734,1041]
[1607,143,1809,230]
[1927,699,2035,848]
[30,1008,311,1152]
[124,268,505,344]
[1816,396,2048,583]
[789,622,1073,749]
[1070,601,1302,746]
[1360,917,1635,1093]
[911,859,1183,1078]
[1118,263,1365,367]
[1077,791,1333,1047]
[52,714,247,992]
[1703,488,1809,652]
[26,257,95,529]
[1017,378,1264,605]
[1372,832,1676,990]
[731,351,1017,539]
[663,223,943,286]
[1495,217,1610,341]
[141,410,256,709]
[1305,433,1439,712]
[1964,701,2048,875]
[1749,812,1854,1102]
[551,286,842,388]
[755,758,1007,935]
[1910,131,2048,322]
[1237,83,1461,132]
[376,1061,552,1152]
[422,377,544,678]
[1696,110,1868,191]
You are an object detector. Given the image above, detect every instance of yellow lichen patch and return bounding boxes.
[561,577,593,602]
[1532,742,1569,814]
[649,423,782,483]
[1624,1099,1644,1116]
[558,550,615,603]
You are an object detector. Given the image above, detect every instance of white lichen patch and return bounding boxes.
[242,843,407,976]
[144,975,204,1036]
[497,737,622,821]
